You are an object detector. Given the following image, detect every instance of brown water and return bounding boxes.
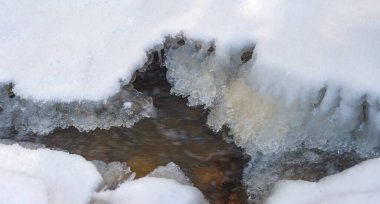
[16,57,249,204]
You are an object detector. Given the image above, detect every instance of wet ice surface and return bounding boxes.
[7,59,249,204]
[0,83,154,136]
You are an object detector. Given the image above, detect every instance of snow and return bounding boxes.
[266,157,380,204]
[0,143,207,204]
[1,0,379,151]
[0,0,379,102]
[0,169,49,204]
[0,143,102,204]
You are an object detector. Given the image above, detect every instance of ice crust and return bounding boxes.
[166,40,380,156]
[147,162,192,185]
[266,157,380,204]
[0,84,154,136]
[0,143,208,204]
[93,177,208,204]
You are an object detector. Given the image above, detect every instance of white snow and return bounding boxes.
[0,169,49,204]
[1,0,379,152]
[0,143,207,204]
[0,143,102,204]
[266,157,380,204]
[0,0,379,102]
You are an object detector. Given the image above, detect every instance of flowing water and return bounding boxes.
[8,57,249,204]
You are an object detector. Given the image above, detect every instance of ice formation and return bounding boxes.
[147,162,192,185]
[266,157,380,204]
[93,177,208,204]
[0,142,208,204]
[0,84,154,136]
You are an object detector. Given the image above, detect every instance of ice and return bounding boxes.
[266,157,380,204]
[93,162,208,203]
[0,143,102,204]
[93,177,208,204]
[165,40,380,202]
[147,162,192,185]
[0,84,155,136]
[92,160,136,191]
[165,40,380,156]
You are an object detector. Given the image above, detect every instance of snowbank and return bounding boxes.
[266,157,380,204]
[0,169,49,204]
[1,0,379,102]
[0,143,102,204]
[1,1,379,146]
[0,143,207,204]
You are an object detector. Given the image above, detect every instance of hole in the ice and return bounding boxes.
[240,45,255,64]
[314,87,327,108]
[207,45,215,54]
[177,39,185,46]
[361,99,369,123]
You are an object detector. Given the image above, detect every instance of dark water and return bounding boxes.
[14,57,249,204]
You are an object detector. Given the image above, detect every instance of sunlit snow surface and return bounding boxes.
[0,143,207,204]
[1,0,379,101]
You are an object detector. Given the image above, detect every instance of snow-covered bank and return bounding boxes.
[1,0,379,101]
[0,143,102,204]
[0,143,208,204]
[1,0,379,152]
[266,157,380,204]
